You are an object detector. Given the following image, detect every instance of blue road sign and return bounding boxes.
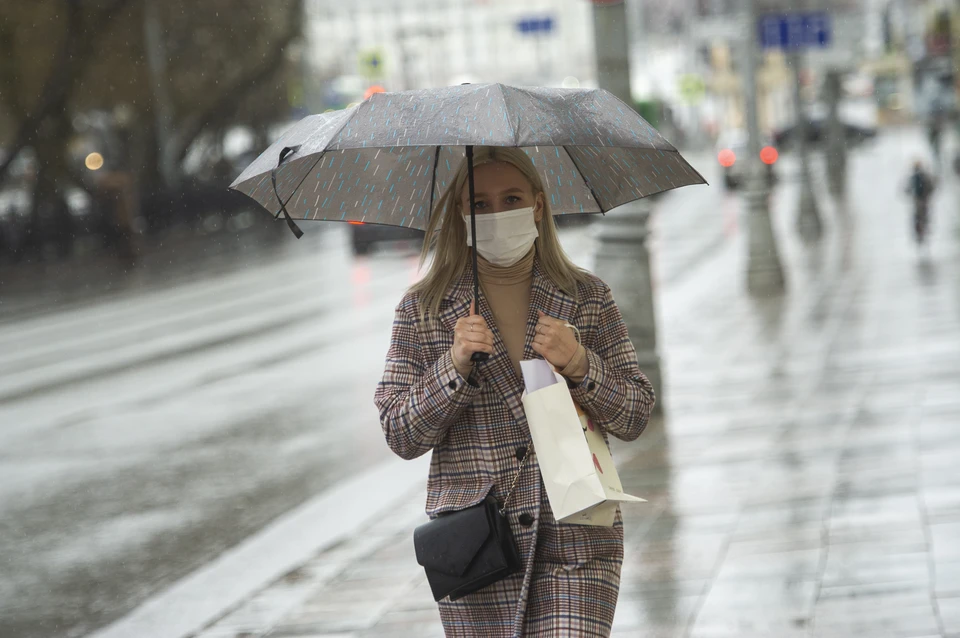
[516,16,554,35]
[759,13,831,49]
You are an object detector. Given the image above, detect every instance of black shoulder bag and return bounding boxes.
[413,441,532,602]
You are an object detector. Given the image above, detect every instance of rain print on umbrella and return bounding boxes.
[230,83,705,232]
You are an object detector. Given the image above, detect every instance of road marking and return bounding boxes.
[86,454,429,638]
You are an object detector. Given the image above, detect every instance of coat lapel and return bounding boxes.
[438,267,472,338]
[523,260,578,365]
[440,266,524,423]
[438,259,578,428]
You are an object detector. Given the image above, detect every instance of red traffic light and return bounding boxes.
[718,149,736,168]
[760,146,779,165]
[364,85,386,100]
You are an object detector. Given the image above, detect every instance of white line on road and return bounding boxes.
[85,453,430,638]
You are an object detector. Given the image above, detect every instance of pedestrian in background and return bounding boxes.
[906,159,936,249]
[927,114,944,169]
[375,147,655,637]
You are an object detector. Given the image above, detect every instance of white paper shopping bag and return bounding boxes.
[520,359,645,527]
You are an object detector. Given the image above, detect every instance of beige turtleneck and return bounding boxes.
[478,249,536,379]
[451,249,588,383]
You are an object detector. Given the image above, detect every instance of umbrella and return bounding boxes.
[230,83,706,361]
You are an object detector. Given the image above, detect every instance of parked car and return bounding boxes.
[715,130,778,189]
[350,221,424,255]
[0,148,93,260]
[773,118,877,149]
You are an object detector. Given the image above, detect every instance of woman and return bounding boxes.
[374,146,655,637]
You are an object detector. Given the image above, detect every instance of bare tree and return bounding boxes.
[0,0,302,215]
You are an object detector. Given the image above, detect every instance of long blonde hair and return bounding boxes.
[410,146,591,318]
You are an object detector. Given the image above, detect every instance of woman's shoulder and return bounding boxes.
[394,289,423,317]
[574,270,613,302]
[394,288,445,323]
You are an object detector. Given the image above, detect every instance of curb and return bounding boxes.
[86,455,430,638]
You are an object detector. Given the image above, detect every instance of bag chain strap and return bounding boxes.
[499,441,533,517]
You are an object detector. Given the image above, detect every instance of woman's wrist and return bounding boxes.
[560,344,588,381]
[451,347,474,378]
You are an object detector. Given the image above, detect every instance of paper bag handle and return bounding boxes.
[564,323,580,345]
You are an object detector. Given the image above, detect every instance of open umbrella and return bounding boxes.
[230,83,706,361]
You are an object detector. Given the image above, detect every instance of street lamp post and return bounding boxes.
[824,69,848,198]
[790,51,824,240]
[743,0,787,295]
[590,0,663,412]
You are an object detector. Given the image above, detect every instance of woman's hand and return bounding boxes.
[451,301,494,374]
[532,311,580,370]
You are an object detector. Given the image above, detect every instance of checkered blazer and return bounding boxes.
[375,259,655,637]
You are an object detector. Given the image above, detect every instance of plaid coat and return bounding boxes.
[375,259,655,637]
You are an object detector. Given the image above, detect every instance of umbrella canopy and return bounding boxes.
[230,83,706,230]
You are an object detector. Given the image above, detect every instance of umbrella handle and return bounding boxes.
[466,145,489,365]
[271,145,304,239]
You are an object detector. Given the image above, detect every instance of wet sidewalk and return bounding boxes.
[197,131,960,638]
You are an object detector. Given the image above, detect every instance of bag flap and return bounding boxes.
[413,500,493,577]
[560,500,619,527]
[427,481,495,518]
[557,474,606,516]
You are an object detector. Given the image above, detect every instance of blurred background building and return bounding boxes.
[7,0,960,265]
[297,0,960,152]
[304,0,595,98]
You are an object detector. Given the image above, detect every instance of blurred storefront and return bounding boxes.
[636,0,794,142]
[302,0,595,109]
[299,0,953,139]
[864,52,914,124]
[701,42,793,137]
[860,0,960,124]
[916,2,958,116]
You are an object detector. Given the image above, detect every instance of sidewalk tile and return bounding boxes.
[613,593,701,629]
[941,595,960,634]
[936,560,960,597]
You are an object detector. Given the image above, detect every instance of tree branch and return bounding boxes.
[0,23,26,118]
[0,0,135,182]
[169,3,301,165]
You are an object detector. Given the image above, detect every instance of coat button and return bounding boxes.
[518,513,534,527]
[448,380,457,390]
[515,446,527,461]
[587,381,596,391]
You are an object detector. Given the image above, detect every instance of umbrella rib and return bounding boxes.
[426,146,441,224]
[561,147,607,213]
[274,107,358,218]
[494,83,518,145]
[275,152,326,220]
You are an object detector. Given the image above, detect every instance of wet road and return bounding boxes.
[0,156,721,638]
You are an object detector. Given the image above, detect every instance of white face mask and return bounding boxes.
[464,207,539,267]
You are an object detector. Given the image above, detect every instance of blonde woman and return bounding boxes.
[375,146,655,637]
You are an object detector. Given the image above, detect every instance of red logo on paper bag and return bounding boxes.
[593,453,603,474]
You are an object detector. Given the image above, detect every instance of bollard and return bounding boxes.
[591,0,663,413]
[592,199,663,414]
[742,0,786,295]
[825,70,848,199]
[744,173,787,295]
[790,51,824,241]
